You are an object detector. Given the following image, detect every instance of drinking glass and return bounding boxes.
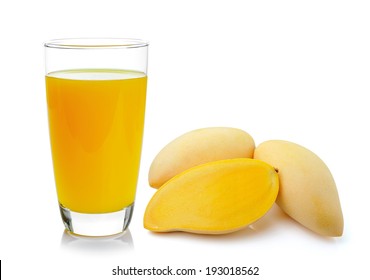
[44,38,148,236]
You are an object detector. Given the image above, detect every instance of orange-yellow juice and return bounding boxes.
[46,69,147,214]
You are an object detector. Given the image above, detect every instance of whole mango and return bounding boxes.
[254,140,344,237]
[149,127,255,188]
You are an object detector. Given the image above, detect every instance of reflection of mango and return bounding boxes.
[144,158,279,234]
[149,127,255,188]
[254,140,344,237]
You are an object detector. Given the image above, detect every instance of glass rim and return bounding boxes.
[44,38,149,49]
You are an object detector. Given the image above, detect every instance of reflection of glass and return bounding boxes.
[61,229,134,253]
[45,38,148,237]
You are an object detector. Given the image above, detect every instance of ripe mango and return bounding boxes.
[148,127,255,188]
[144,158,279,234]
[254,140,344,237]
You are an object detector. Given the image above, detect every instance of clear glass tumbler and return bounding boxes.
[44,38,148,236]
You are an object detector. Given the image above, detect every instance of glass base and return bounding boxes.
[59,203,134,237]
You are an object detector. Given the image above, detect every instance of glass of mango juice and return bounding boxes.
[44,38,148,236]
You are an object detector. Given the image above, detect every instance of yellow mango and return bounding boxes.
[254,140,344,237]
[148,127,255,188]
[144,158,279,234]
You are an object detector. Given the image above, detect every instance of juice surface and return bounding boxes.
[46,69,147,213]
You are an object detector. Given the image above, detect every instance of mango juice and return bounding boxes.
[46,69,147,214]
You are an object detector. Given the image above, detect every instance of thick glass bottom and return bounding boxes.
[59,203,134,237]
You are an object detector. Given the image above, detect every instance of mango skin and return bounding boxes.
[149,127,255,188]
[254,140,344,237]
[144,158,279,235]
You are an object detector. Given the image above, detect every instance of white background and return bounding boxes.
[0,0,369,279]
